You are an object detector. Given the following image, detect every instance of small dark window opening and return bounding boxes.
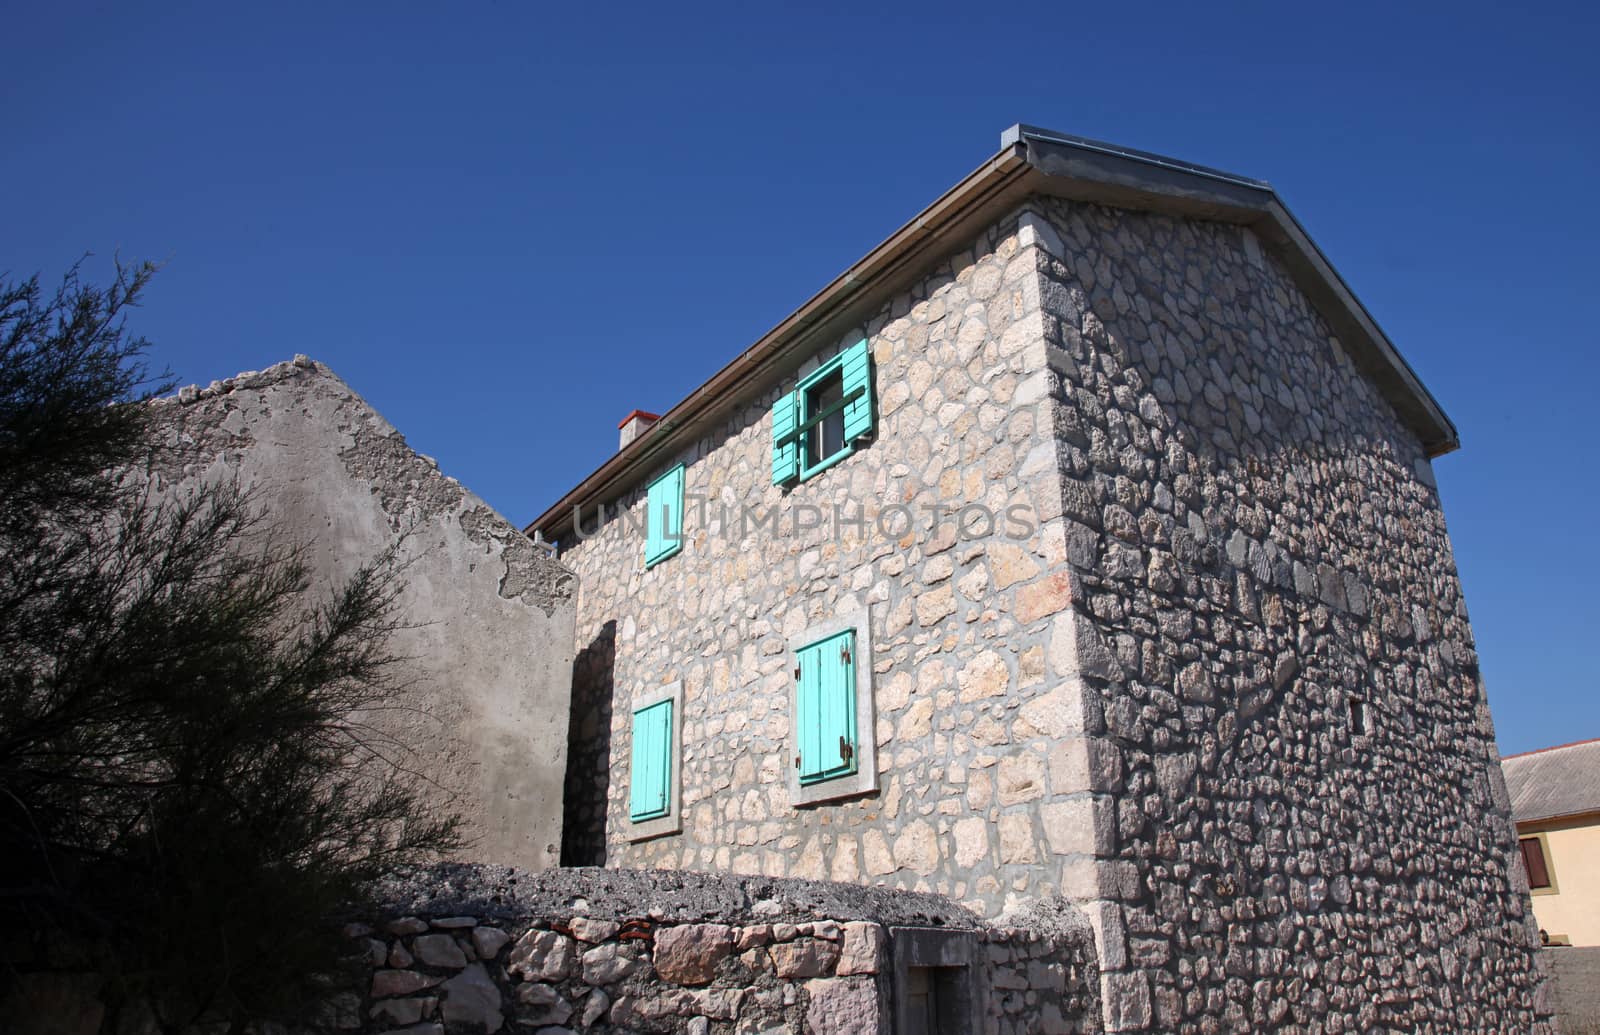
[904,966,967,1034]
[1349,694,1370,737]
[1521,836,1553,890]
[804,369,847,471]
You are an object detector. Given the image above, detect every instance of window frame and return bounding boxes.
[626,681,683,842]
[1520,832,1558,896]
[772,341,872,486]
[787,607,877,806]
[797,360,856,481]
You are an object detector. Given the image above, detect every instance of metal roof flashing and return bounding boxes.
[526,125,1458,540]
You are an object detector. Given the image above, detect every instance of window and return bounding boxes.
[627,683,682,841]
[1348,694,1370,737]
[787,608,877,806]
[1521,835,1555,892]
[772,339,874,485]
[796,629,857,786]
[629,698,672,821]
[644,464,685,568]
[804,367,847,474]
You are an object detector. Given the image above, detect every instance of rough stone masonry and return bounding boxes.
[320,864,1101,1035]
[547,127,1552,1033]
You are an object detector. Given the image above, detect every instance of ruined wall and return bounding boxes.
[558,213,1096,916]
[1029,199,1552,1031]
[321,864,1101,1034]
[149,358,578,870]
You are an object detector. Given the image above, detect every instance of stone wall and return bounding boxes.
[558,213,1088,914]
[1548,946,1600,1033]
[321,865,1101,1034]
[148,359,578,871]
[554,187,1552,1032]
[1028,198,1552,1031]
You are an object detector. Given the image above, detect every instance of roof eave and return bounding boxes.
[527,127,1459,540]
[1012,127,1459,457]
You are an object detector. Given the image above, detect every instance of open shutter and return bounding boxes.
[1521,837,1552,889]
[771,390,800,485]
[629,699,672,821]
[645,465,684,567]
[840,339,874,443]
[798,630,856,785]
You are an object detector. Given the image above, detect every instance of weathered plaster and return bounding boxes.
[148,358,577,871]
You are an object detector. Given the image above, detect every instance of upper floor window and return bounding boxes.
[772,339,874,485]
[644,464,684,568]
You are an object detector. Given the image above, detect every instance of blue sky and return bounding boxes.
[3,1,1595,755]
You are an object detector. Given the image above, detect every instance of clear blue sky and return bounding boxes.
[3,2,1595,756]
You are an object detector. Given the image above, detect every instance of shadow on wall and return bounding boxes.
[561,620,615,866]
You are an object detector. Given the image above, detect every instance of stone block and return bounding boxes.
[580,942,636,985]
[507,930,577,982]
[836,922,886,976]
[371,970,440,998]
[569,917,620,943]
[771,937,841,979]
[471,927,511,960]
[804,977,880,1034]
[413,933,467,969]
[653,923,735,985]
[440,963,502,1033]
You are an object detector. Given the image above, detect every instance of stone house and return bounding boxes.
[530,126,1550,1031]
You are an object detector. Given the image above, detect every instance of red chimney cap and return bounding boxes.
[617,409,662,430]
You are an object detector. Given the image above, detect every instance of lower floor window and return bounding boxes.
[787,608,878,806]
[627,682,683,840]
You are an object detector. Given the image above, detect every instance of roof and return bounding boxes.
[526,124,1459,541]
[1502,738,1600,825]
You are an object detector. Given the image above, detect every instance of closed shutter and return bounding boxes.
[629,699,673,821]
[645,464,685,567]
[797,630,857,785]
[840,339,874,443]
[1521,837,1552,889]
[772,390,800,485]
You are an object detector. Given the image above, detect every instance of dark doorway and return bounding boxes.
[560,620,615,866]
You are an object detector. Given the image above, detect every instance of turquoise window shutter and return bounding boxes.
[771,390,800,485]
[840,339,874,443]
[644,464,685,567]
[629,699,672,821]
[798,630,857,785]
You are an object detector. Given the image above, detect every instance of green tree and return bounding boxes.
[0,261,461,1032]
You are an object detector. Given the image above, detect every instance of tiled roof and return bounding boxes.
[1502,739,1600,824]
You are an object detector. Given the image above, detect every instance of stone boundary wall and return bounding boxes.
[316,866,1102,1034]
[1549,946,1600,1033]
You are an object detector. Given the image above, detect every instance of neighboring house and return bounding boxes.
[530,126,1549,1030]
[150,357,578,871]
[1503,738,1600,946]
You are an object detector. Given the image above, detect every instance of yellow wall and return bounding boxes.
[1523,815,1600,947]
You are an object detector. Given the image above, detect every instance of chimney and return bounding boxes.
[618,409,661,450]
